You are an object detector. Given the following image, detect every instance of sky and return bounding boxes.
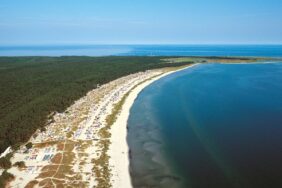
[0,0,282,45]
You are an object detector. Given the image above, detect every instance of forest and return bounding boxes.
[0,56,194,153]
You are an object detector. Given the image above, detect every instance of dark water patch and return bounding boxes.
[128,62,282,188]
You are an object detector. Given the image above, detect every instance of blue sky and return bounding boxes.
[0,0,282,45]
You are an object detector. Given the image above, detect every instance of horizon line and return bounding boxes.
[1,43,282,47]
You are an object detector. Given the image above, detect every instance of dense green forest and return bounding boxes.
[0,56,194,153]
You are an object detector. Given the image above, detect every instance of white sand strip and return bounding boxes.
[109,63,199,188]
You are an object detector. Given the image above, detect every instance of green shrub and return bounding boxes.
[25,142,32,150]
[0,170,14,188]
[14,161,26,169]
[0,157,11,169]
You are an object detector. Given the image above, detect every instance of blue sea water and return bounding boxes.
[127,62,282,188]
[0,45,282,57]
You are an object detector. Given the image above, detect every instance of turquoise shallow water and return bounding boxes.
[128,62,282,188]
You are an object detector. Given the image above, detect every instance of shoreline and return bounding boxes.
[109,63,200,187]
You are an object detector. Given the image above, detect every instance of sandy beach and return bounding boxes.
[1,64,198,188]
[109,63,199,188]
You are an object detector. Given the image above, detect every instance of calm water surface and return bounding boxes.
[0,45,282,57]
[128,62,282,188]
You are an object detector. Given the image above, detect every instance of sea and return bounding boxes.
[0,44,282,57]
[127,61,282,188]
